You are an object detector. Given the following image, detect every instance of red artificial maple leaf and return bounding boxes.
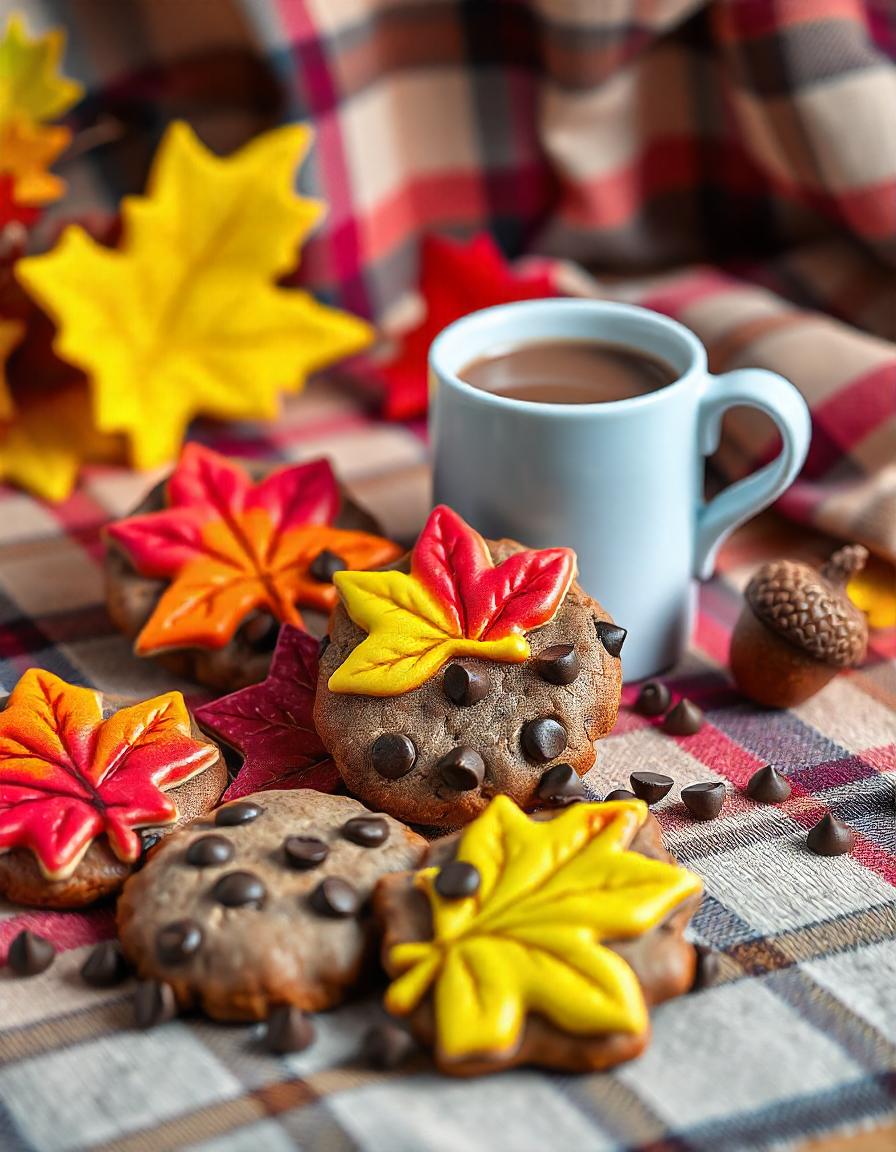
[0,669,219,880]
[0,174,41,231]
[372,233,557,421]
[104,442,402,653]
[195,625,338,799]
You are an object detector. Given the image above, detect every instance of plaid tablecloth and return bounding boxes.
[0,378,894,1152]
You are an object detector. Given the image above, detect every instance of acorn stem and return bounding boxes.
[821,545,868,587]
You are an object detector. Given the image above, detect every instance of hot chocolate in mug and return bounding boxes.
[429,299,811,681]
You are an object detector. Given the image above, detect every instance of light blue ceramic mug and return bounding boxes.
[429,299,812,681]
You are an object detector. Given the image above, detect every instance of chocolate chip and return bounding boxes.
[215,801,263,826]
[212,871,267,908]
[629,771,674,805]
[265,1004,315,1054]
[536,762,584,806]
[605,788,637,801]
[361,1022,416,1069]
[634,681,670,716]
[342,816,390,847]
[443,663,488,706]
[681,781,726,822]
[746,765,792,803]
[7,931,55,976]
[535,644,580,686]
[309,549,346,582]
[664,698,704,735]
[434,861,481,899]
[284,836,330,869]
[134,979,177,1029]
[185,834,235,867]
[806,814,856,857]
[521,717,568,763]
[242,613,280,651]
[595,620,627,657]
[310,877,360,918]
[437,746,486,791]
[318,634,331,658]
[80,941,130,988]
[156,919,204,965]
[371,733,417,779]
[691,945,719,992]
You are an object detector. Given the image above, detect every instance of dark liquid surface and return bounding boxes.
[459,339,678,404]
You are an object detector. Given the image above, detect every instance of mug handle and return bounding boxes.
[694,369,812,579]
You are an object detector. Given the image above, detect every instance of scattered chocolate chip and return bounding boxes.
[309,549,346,582]
[310,877,360,918]
[343,815,390,847]
[604,788,637,802]
[215,801,263,827]
[156,919,204,965]
[371,733,417,779]
[185,834,235,867]
[7,931,55,976]
[691,945,719,992]
[265,1004,315,1054]
[242,613,280,651]
[80,941,130,988]
[681,781,726,822]
[521,717,568,763]
[434,861,481,899]
[595,620,627,657]
[438,746,486,791]
[284,835,329,869]
[318,634,331,658]
[361,1022,416,1070]
[664,698,704,735]
[443,663,489,706]
[746,765,792,803]
[634,681,671,716]
[629,771,674,805]
[536,762,585,806]
[806,814,856,857]
[212,871,267,908]
[535,644,580,686]
[134,979,177,1029]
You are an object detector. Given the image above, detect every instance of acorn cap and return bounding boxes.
[745,545,869,668]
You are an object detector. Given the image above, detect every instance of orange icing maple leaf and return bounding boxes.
[0,669,218,880]
[105,443,401,653]
[329,505,576,695]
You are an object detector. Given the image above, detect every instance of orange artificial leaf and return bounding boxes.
[0,315,23,420]
[0,117,69,204]
[0,669,219,880]
[849,558,896,630]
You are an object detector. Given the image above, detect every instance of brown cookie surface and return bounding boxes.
[314,539,622,828]
[117,789,427,1022]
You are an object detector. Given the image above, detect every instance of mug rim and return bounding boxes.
[428,298,708,416]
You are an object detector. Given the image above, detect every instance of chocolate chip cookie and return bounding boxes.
[116,789,427,1021]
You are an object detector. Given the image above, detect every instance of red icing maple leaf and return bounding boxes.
[372,233,557,421]
[195,626,338,800]
[0,670,219,880]
[105,443,401,653]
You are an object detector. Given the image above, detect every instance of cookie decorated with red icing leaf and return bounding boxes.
[104,443,401,691]
[0,669,227,907]
[315,507,625,828]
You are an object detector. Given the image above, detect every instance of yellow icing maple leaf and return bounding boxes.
[0,383,125,501]
[0,117,69,204]
[0,13,83,124]
[385,796,703,1065]
[16,120,374,470]
[0,317,23,420]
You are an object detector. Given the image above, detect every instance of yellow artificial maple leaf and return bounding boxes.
[16,120,374,470]
[0,13,83,124]
[849,559,896,630]
[0,383,125,501]
[385,796,703,1065]
[0,116,69,204]
[0,317,23,419]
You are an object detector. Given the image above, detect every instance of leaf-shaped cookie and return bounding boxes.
[0,669,219,880]
[385,796,703,1064]
[16,120,373,468]
[329,506,574,695]
[195,626,338,799]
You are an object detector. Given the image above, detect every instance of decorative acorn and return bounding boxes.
[730,545,869,708]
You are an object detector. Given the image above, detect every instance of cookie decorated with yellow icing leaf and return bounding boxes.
[374,795,703,1075]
